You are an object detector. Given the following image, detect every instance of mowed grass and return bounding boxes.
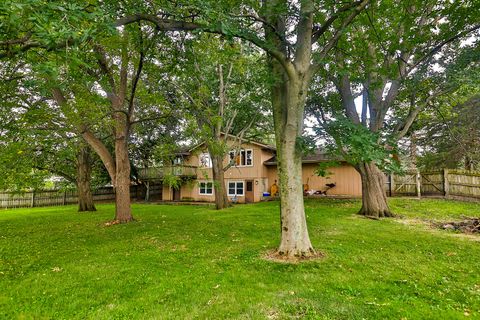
[0,198,479,319]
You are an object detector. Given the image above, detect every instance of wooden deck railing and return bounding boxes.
[137,165,198,181]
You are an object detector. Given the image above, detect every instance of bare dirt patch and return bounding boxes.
[262,249,325,264]
[435,217,480,234]
[395,217,480,241]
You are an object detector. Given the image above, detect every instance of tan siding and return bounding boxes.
[266,163,361,197]
[183,142,275,202]
[162,185,172,201]
[176,140,361,202]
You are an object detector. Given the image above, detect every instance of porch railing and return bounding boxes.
[137,165,198,180]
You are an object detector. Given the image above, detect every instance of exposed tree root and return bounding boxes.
[263,249,325,264]
[103,218,135,227]
[358,208,395,219]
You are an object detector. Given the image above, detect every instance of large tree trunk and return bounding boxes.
[356,161,393,218]
[273,77,315,258]
[211,154,230,210]
[113,113,134,223]
[276,128,315,257]
[262,0,317,259]
[76,146,96,212]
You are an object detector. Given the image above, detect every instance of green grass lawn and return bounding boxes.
[1,198,479,319]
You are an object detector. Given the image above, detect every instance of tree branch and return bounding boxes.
[311,0,366,43]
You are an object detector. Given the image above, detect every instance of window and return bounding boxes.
[228,181,244,196]
[228,149,253,167]
[199,182,213,195]
[245,149,253,166]
[199,152,212,168]
[173,156,183,165]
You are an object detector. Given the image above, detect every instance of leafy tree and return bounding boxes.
[308,0,480,217]
[162,34,271,209]
[2,0,369,257]
[0,59,109,211]
[46,25,172,223]
[116,0,370,258]
[415,48,480,170]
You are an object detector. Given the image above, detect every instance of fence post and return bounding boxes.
[31,190,35,208]
[63,191,67,205]
[443,168,450,198]
[416,171,421,199]
[390,174,395,197]
[145,181,150,202]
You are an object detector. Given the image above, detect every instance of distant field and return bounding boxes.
[1,198,479,319]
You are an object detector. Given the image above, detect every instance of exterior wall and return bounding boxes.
[162,185,172,201]
[168,141,362,202]
[266,163,362,197]
[180,142,275,203]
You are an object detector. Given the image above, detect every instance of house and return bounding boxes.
[138,136,362,203]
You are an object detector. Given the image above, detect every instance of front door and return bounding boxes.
[245,180,254,203]
[172,187,181,201]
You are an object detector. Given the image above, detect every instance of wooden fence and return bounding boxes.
[388,169,480,200]
[0,184,163,209]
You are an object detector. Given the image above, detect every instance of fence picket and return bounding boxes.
[389,169,480,200]
[0,184,162,209]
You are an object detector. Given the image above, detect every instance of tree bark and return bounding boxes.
[211,154,230,210]
[356,161,393,218]
[263,0,316,258]
[113,112,134,223]
[273,76,315,257]
[276,119,315,257]
[76,146,96,212]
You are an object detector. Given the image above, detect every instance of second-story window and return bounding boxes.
[199,152,212,168]
[173,156,183,165]
[245,149,253,166]
[229,149,253,167]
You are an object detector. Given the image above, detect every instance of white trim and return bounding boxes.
[198,181,214,195]
[228,149,254,167]
[199,152,212,168]
[227,181,245,196]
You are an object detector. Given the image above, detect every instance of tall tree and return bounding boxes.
[0,59,104,211]
[116,0,369,258]
[165,35,271,210]
[47,27,159,222]
[309,0,480,217]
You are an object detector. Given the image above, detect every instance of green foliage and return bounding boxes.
[0,142,49,191]
[314,161,341,178]
[0,0,112,58]
[295,136,316,157]
[1,199,480,318]
[323,117,401,173]
[162,174,181,189]
[307,0,480,177]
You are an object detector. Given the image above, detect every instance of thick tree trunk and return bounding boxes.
[113,114,134,223]
[273,78,315,258]
[76,146,96,212]
[211,154,230,210]
[262,0,317,259]
[356,161,393,218]
[276,131,315,257]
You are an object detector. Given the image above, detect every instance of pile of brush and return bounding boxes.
[437,217,480,234]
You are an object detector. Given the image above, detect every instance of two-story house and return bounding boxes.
[138,136,362,203]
